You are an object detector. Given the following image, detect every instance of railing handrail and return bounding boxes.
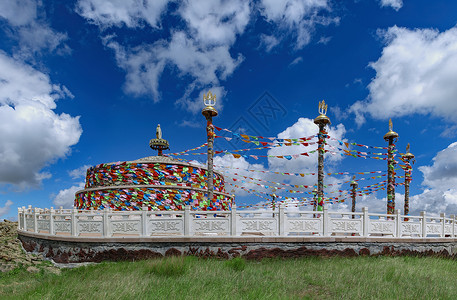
[17,205,457,239]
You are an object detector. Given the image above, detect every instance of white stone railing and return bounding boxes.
[16,205,457,238]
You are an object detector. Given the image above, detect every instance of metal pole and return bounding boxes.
[384,119,399,215]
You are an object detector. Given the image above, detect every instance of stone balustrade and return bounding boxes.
[17,205,456,238]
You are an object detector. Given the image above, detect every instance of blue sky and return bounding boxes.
[2,0,457,219]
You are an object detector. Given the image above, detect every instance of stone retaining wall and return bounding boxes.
[18,231,457,263]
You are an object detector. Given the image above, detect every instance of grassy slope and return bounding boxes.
[1,256,457,299]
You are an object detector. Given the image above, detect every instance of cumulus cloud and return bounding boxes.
[76,0,170,29]
[0,52,82,188]
[68,165,91,180]
[379,0,403,11]
[105,32,242,106]
[214,117,348,209]
[406,142,457,215]
[258,0,338,50]
[268,117,347,175]
[53,182,85,208]
[0,0,69,57]
[350,26,457,126]
[77,0,337,113]
[0,200,14,217]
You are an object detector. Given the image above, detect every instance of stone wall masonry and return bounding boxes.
[18,231,457,263]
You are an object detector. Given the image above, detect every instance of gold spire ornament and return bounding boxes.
[318,100,328,115]
[314,100,331,125]
[383,118,399,141]
[202,90,218,117]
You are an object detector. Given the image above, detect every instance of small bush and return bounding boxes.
[146,256,188,277]
[225,257,246,271]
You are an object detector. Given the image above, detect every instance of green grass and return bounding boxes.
[1,256,457,299]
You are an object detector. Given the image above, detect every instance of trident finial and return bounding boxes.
[389,119,393,131]
[203,91,216,107]
[406,143,410,153]
[318,100,328,115]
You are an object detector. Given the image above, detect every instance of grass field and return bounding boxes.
[1,256,456,299]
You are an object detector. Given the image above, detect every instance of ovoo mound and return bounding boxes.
[74,125,233,211]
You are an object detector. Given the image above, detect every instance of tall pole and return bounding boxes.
[314,100,331,213]
[202,91,218,205]
[384,119,399,215]
[350,175,358,219]
[402,143,414,221]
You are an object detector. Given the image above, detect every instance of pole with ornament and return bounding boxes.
[202,91,218,204]
[402,143,414,220]
[384,119,399,215]
[314,100,331,213]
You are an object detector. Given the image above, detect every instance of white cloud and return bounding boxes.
[379,0,403,11]
[258,0,338,50]
[268,117,347,175]
[68,165,91,180]
[0,52,82,187]
[214,117,348,209]
[350,26,457,125]
[419,142,457,190]
[406,142,457,215]
[260,34,280,52]
[77,0,337,113]
[0,200,14,217]
[317,36,332,44]
[53,182,85,208]
[288,56,303,67]
[105,32,242,107]
[178,0,251,47]
[76,0,170,29]
[0,0,69,56]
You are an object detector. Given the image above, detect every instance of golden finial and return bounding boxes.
[203,91,216,107]
[352,175,355,180]
[318,100,328,115]
[406,143,410,153]
[384,118,399,141]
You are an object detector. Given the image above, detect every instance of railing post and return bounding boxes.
[421,211,426,238]
[142,206,148,237]
[23,206,27,232]
[184,205,190,236]
[72,208,78,237]
[279,205,285,236]
[230,204,237,236]
[395,209,401,237]
[362,207,369,237]
[49,207,54,235]
[323,206,329,236]
[440,213,445,238]
[103,208,109,237]
[452,215,456,238]
[33,208,38,233]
